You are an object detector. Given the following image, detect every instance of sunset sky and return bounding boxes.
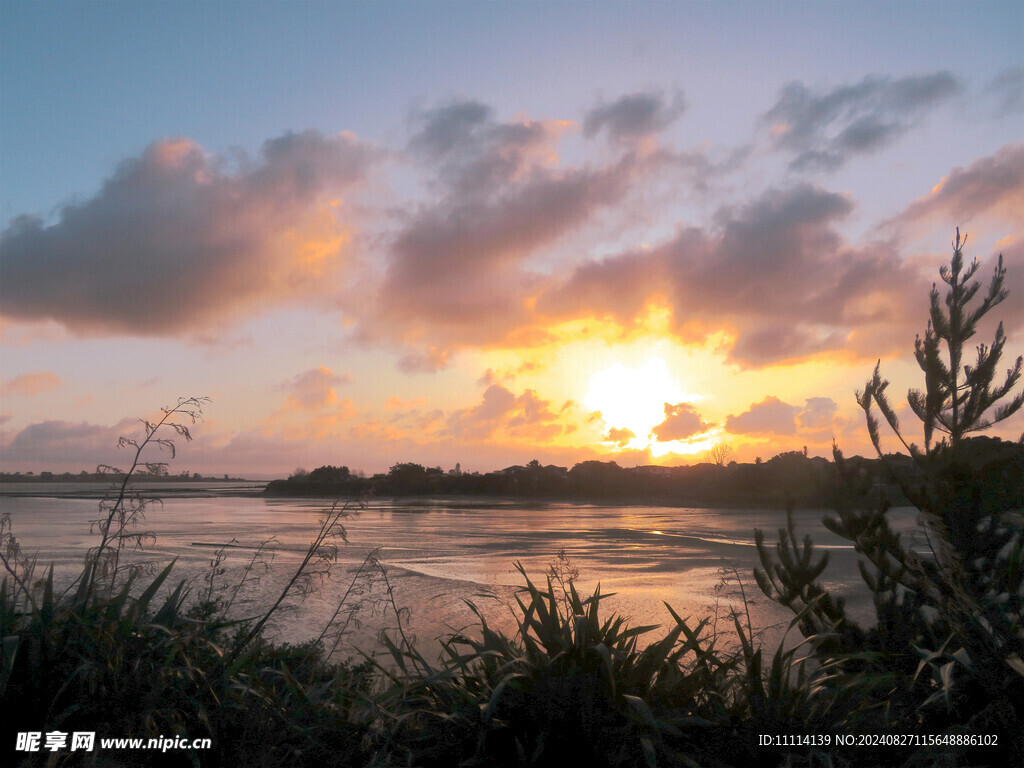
[1,1,1022,478]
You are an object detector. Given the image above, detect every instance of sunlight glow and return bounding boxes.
[584,357,701,452]
[649,433,717,458]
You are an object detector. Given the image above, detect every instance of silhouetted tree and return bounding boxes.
[757,230,1024,754]
[705,441,734,467]
[895,228,1022,453]
[307,465,351,483]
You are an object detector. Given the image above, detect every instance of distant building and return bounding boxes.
[631,465,673,477]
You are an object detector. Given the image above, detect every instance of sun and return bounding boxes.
[584,357,704,453]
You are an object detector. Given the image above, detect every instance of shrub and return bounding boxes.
[755,230,1024,766]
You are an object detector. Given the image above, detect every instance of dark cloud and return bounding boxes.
[532,243,669,324]
[729,324,847,368]
[703,184,855,315]
[408,100,494,159]
[397,347,452,374]
[583,90,685,143]
[379,161,633,338]
[986,67,1024,117]
[651,402,713,442]
[892,143,1024,226]
[408,99,552,199]
[0,131,377,335]
[367,102,639,355]
[763,72,960,171]
[539,183,917,366]
[2,418,133,466]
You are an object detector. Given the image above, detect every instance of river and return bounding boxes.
[0,483,921,659]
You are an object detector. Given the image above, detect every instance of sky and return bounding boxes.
[1,1,1022,478]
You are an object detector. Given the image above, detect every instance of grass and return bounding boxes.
[2,523,1020,767]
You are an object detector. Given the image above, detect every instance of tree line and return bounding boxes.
[263,442,1021,509]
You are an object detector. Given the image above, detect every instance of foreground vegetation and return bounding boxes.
[3,232,1022,767]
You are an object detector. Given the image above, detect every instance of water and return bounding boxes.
[0,484,921,658]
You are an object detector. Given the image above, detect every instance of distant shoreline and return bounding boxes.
[266,492,829,511]
[0,474,251,484]
[0,479,266,500]
[260,438,1023,512]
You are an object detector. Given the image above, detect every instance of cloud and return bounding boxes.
[604,427,635,447]
[892,143,1024,227]
[444,384,517,440]
[882,144,1024,339]
[651,402,713,442]
[408,100,494,158]
[260,365,358,441]
[365,100,639,354]
[2,371,61,396]
[397,346,452,374]
[380,162,632,335]
[408,99,554,198]
[726,396,799,435]
[583,90,685,143]
[538,183,918,366]
[729,324,848,368]
[442,384,570,442]
[0,403,579,477]
[0,131,377,335]
[1,418,135,466]
[727,396,843,439]
[507,389,567,431]
[278,366,351,410]
[985,67,1024,117]
[797,397,839,431]
[532,242,669,324]
[477,368,517,388]
[989,237,1024,334]
[763,72,960,171]
[384,395,427,410]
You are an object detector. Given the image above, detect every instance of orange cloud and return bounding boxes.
[894,143,1024,228]
[604,426,635,447]
[373,381,582,451]
[652,402,713,442]
[0,131,377,336]
[272,400,359,442]
[385,395,428,410]
[2,371,61,396]
[726,395,844,440]
[279,366,351,411]
[538,184,919,367]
